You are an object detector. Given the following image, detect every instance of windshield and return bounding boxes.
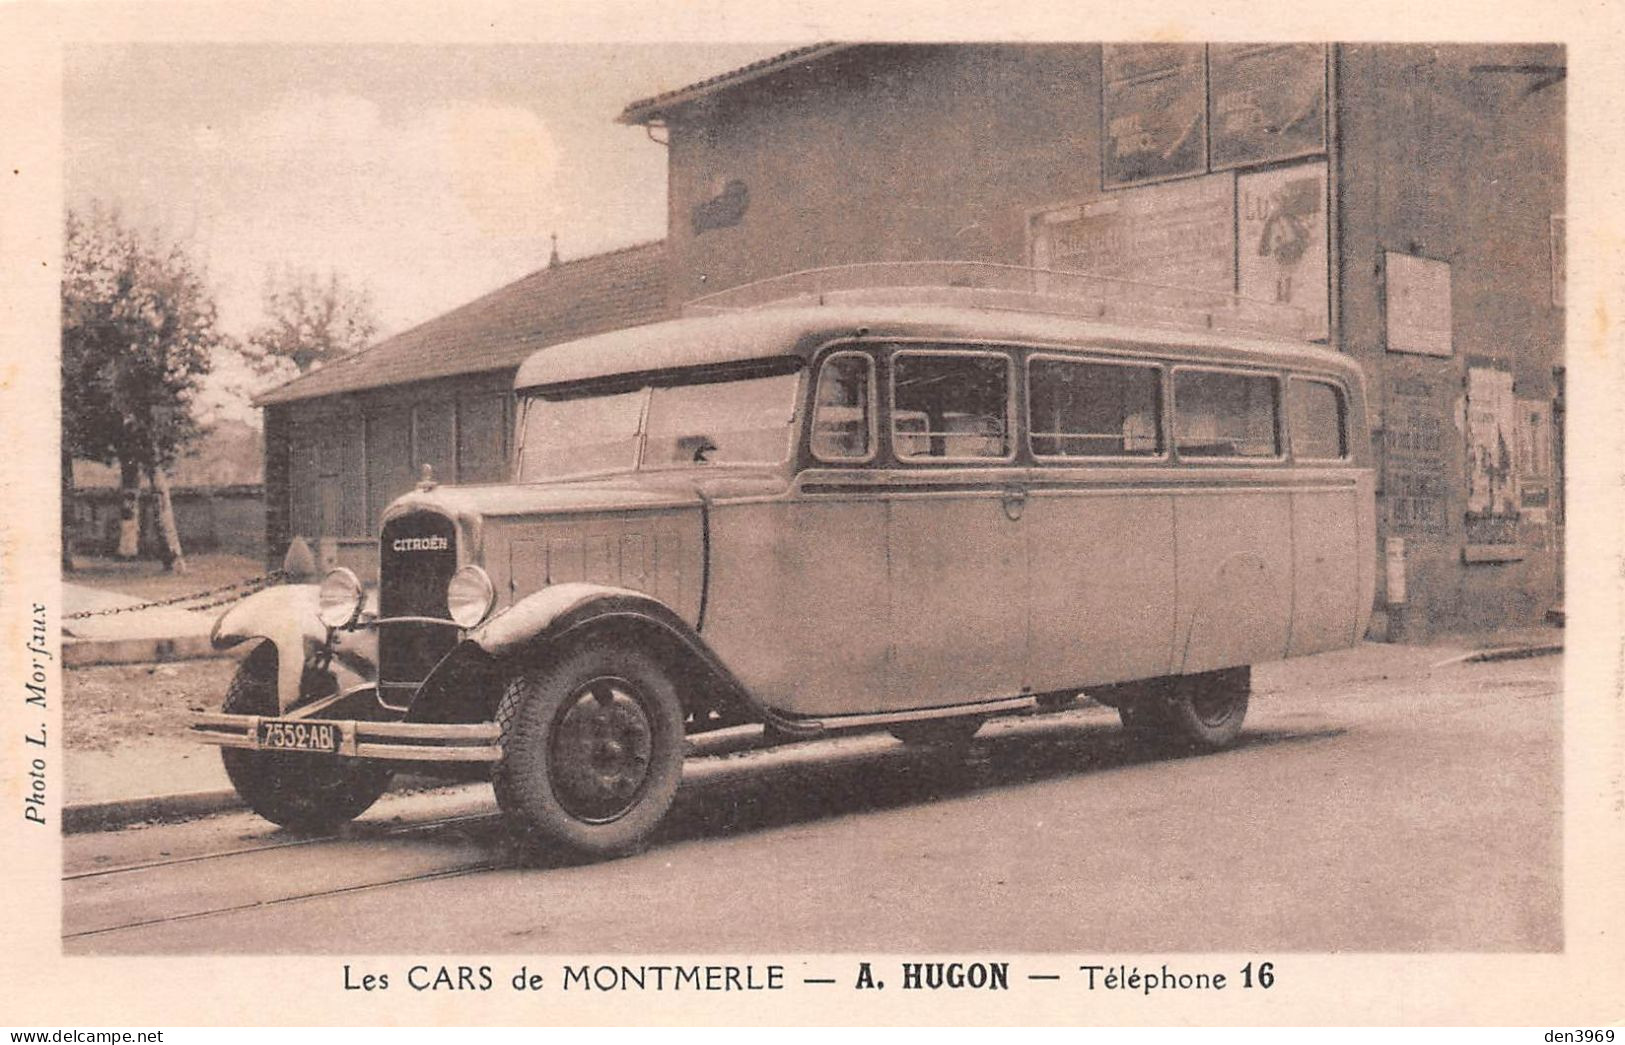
[517,371,800,482]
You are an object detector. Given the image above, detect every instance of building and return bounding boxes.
[618,43,1565,635]
[257,240,670,578]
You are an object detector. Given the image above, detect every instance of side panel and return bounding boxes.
[701,497,890,716]
[1287,482,1363,656]
[886,485,1029,710]
[486,508,704,626]
[1025,481,1177,690]
[1175,488,1294,674]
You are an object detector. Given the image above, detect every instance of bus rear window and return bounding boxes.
[1173,369,1280,459]
[1288,378,1349,460]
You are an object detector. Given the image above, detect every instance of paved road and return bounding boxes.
[64,648,1561,955]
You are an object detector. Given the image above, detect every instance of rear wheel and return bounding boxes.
[1117,667,1249,751]
[492,640,686,859]
[220,644,393,831]
[889,716,984,748]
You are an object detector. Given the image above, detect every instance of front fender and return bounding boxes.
[212,585,378,713]
[463,583,769,730]
[468,582,670,656]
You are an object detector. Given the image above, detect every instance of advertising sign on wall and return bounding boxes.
[1032,173,1235,294]
[1209,44,1328,170]
[1382,370,1454,541]
[1385,252,1453,356]
[1102,44,1207,188]
[1516,397,1554,527]
[1238,161,1329,340]
[1465,365,1520,547]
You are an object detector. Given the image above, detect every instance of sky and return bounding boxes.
[64,42,796,420]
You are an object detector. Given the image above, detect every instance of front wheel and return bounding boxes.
[492,640,686,859]
[1117,667,1249,751]
[219,644,393,831]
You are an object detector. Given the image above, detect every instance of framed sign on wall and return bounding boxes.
[1101,44,1208,188]
[1385,252,1453,357]
[1209,44,1329,170]
[1238,160,1329,340]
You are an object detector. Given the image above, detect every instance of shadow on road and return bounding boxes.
[120,717,1349,881]
[476,718,1346,868]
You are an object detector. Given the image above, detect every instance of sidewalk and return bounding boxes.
[61,618,1564,835]
[63,581,222,666]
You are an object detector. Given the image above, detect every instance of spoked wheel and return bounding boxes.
[219,643,393,832]
[889,716,984,748]
[493,641,685,859]
[1117,667,1249,751]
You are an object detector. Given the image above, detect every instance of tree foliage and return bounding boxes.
[62,205,221,474]
[246,266,379,375]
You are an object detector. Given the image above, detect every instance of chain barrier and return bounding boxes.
[63,569,290,620]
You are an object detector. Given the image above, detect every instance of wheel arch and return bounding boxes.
[211,584,333,713]
[411,585,766,732]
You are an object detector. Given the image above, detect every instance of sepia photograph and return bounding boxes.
[3,3,1621,1028]
[55,38,1568,952]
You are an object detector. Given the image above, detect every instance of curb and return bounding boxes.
[62,772,468,834]
[63,788,242,834]
[64,634,227,668]
[1462,642,1564,664]
[1431,642,1564,668]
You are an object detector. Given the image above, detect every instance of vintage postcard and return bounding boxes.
[1,0,1621,1028]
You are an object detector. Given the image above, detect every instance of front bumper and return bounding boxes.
[191,712,501,763]
[197,609,500,764]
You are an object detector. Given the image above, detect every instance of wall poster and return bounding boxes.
[1516,397,1554,527]
[1237,160,1329,340]
[1209,43,1328,169]
[1382,370,1454,540]
[1385,252,1453,356]
[1031,173,1235,295]
[1101,43,1207,188]
[1465,365,1520,546]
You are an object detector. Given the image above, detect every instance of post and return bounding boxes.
[1384,536,1407,642]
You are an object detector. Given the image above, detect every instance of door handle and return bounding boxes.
[1001,486,1027,522]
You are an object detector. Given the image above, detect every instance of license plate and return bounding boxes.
[257,719,340,753]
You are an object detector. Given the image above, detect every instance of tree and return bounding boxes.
[245,266,378,376]
[62,205,222,572]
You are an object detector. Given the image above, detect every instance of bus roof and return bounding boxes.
[513,300,1361,393]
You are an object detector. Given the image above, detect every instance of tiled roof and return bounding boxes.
[618,42,851,124]
[256,241,672,405]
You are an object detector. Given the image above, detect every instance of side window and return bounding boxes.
[810,352,875,461]
[892,351,1012,460]
[1029,357,1163,458]
[1288,378,1348,460]
[1172,369,1281,459]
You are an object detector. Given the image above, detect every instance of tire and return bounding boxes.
[1117,667,1249,751]
[492,640,686,859]
[889,716,984,747]
[220,644,393,832]
[1116,693,1171,734]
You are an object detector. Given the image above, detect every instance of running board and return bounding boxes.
[778,693,1042,733]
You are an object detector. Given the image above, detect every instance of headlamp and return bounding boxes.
[447,564,497,629]
[316,567,365,630]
